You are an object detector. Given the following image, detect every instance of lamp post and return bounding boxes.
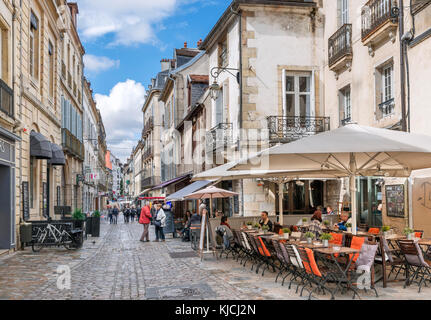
[209,66,240,100]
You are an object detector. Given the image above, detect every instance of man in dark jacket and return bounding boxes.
[112,206,119,224]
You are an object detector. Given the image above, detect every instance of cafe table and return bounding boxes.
[314,246,362,299]
[297,241,335,249]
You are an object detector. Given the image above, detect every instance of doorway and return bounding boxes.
[0,164,14,249]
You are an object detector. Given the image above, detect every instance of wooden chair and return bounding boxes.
[374,235,406,288]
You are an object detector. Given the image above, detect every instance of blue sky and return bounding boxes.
[75,0,230,161]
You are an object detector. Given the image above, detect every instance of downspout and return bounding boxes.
[231,5,244,216]
[398,0,407,132]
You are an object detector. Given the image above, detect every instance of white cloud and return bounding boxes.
[94,80,147,162]
[83,54,120,74]
[76,0,180,46]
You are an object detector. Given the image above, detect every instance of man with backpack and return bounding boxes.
[139,201,152,242]
[112,206,119,225]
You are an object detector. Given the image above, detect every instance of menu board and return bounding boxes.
[163,210,175,235]
[385,184,405,218]
[22,182,30,221]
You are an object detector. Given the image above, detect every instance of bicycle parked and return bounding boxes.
[32,222,82,252]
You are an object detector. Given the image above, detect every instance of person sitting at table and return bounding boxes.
[179,211,192,242]
[259,211,273,232]
[325,205,334,215]
[220,216,231,229]
[334,212,352,231]
[309,210,324,237]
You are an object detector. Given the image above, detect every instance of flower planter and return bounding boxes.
[283,233,290,240]
[91,217,100,237]
[347,227,352,233]
[247,225,252,230]
[407,233,414,240]
[307,238,313,244]
[322,239,329,247]
[85,217,92,236]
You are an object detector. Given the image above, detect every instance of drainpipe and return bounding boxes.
[399,0,407,132]
[231,5,244,216]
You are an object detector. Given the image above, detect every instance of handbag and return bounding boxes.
[154,219,161,227]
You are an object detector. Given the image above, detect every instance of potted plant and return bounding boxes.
[302,218,308,226]
[320,233,333,247]
[246,221,253,230]
[85,213,93,236]
[262,225,269,234]
[382,226,391,237]
[345,223,352,233]
[282,228,291,240]
[305,232,315,244]
[323,220,330,228]
[404,227,415,240]
[253,223,260,230]
[91,210,101,237]
[72,209,86,229]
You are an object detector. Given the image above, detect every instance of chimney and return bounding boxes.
[184,41,187,48]
[160,59,170,72]
[197,39,203,47]
[151,78,156,87]
[67,3,79,27]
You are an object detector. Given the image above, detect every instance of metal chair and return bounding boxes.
[397,239,431,293]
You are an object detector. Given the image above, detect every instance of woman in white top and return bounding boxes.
[154,203,166,242]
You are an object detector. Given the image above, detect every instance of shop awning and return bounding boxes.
[151,174,192,191]
[48,143,65,166]
[166,180,214,201]
[30,131,52,159]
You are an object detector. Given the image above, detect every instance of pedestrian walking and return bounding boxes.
[124,206,130,224]
[153,203,166,242]
[108,206,113,224]
[112,206,119,224]
[139,201,152,242]
[131,206,137,223]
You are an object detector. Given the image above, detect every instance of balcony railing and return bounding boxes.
[328,24,352,68]
[378,98,395,117]
[206,123,233,153]
[267,116,330,143]
[141,176,159,189]
[362,0,397,40]
[62,128,84,161]
[143,118,154,136]
[0,79,13,118]
[143,147,153,160]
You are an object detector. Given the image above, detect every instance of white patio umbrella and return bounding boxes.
[185,186,239,255]
[227,124,431,234]
[184,186,239,217]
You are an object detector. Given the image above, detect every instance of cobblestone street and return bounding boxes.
[1,219,431,300]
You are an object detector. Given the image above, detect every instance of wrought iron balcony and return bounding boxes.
[62,128,84,161]
[0,79,13,118]
[143,146,153,160]
[143,118,154,136]
[267,116,330,143]
[141,176,160,189]
[206,123,233,153]
[362,0,397,41]
[378,98,395,117]
[328,24,352,69]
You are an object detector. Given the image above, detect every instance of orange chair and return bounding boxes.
[330,233,343,246]
[415,231,424,239]
[368,228,380,235]
[297,247,335,300]
[349,236,366,263]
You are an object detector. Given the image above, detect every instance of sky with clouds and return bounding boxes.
[75,0,229,162]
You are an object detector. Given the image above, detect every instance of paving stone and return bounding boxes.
[1,220,430,300]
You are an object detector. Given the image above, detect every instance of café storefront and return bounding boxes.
[0,127,20,250]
